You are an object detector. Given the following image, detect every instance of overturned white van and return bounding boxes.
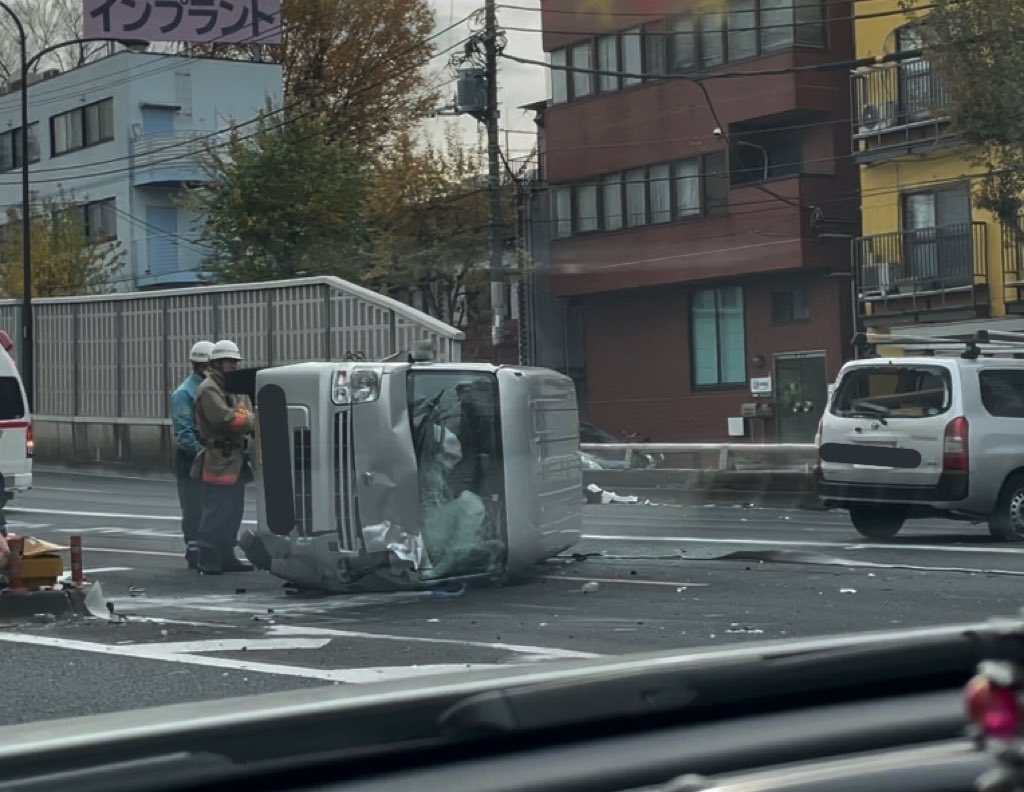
[237,354,583,592]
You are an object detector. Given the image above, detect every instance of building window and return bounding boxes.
[692,287,745,387]
[727,0,758,60]
[575,182,598,232]
[771,285,811,323]
[552,186,571,238]
[761,0,825,52]
[601,173,623,230]
[645,25,666,78]
[675,158,702,217]
[649,163,671,224]
[625,167,646,227]
[76,198,117,243]
[669,16,697,73]
[0,123,39,172]
[597,35,619,92]
[622,27,642,86]
[550,49,568,103]
[51,97,113,156]
[700,12,726,68]
[571,42,594,99]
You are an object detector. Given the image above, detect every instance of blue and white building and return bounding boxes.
[0,49,282,290]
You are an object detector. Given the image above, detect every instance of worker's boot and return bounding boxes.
[196,545,222,575]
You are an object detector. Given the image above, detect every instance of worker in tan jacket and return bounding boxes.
[192,339,255,574]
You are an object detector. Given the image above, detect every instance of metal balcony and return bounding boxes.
[129,131,213,186]
[854,222,988,323]
[851,61,953,154]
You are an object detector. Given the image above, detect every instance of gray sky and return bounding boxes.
[422,0,546,161]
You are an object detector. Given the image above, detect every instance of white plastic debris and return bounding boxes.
[839,588,857,594]
[581,581,601,593]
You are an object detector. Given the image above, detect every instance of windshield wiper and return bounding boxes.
[846,401,889,425]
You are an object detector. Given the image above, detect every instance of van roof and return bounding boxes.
[840,356,1024,370]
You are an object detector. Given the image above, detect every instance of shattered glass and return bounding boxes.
[408,371,507,579]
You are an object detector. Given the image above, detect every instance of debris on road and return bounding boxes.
[839,588,857,594]
[725,623,764,635]
[585,484,639,505]
[581,581,601,594]
[128,586,145,597]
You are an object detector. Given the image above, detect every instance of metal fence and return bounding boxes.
[0,276,464,423]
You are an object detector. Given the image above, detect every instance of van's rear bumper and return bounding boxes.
[815,468,968,506]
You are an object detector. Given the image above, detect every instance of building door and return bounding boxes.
[146,205,178,276]
[775,352,828,443]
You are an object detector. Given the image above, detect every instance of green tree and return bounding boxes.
[187,109,367,284]
[363,127,496,329]
[911,0,1024,227]
[1,188,123,297]
[191,0,439,153]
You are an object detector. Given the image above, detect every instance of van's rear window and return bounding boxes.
[831,365,951,419]
[0,377,25,420]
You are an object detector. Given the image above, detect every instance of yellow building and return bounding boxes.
[852,0,1024,341]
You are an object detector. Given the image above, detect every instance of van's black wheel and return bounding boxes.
[849,506,905,539]
[989,473,1024,541]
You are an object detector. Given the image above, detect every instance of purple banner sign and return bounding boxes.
[83,0,282,44]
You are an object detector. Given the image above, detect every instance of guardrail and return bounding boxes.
[580,443,821,508]
[580,443,816,471]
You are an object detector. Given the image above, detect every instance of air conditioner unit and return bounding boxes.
[861,258,899,297]
[859,101,898,134]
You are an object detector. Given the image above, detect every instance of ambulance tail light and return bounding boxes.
[26,421,33,458]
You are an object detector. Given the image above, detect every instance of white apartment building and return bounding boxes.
[0,50,283,291]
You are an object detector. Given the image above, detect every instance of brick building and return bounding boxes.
[533,0,860,442]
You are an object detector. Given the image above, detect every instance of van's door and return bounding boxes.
[820,362,955,488]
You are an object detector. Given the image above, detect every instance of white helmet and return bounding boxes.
[189,340,214,364]
[210,339,242,362]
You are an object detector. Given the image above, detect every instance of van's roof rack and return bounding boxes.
[853,330,1024,360]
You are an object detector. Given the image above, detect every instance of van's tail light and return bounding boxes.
[26,422,33,458]
[943,416,969,471]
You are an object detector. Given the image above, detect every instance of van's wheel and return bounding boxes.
[849,506,905,539]
[988,473,1024,541]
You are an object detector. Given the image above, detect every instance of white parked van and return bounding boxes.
[0,344,32,509]
[817,352,1024,540]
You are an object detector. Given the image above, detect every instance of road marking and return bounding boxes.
[132,638,333,655]
[541,575,709,589]
[7,506,258,526]
[67,547,180,558]
[57,567,132,581]
[582,534,1024,556]
[33,486,104,494]
[0,631,513,684]
[55,526,181,539]
[266,625,601,660]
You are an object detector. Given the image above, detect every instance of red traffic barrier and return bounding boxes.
[69,535,84,585]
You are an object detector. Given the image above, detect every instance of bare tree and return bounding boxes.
[0,0,112,83]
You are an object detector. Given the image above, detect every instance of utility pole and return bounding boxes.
[484,0,504,363]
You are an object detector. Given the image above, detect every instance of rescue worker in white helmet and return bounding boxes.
[192,339,255,573]
[171,340,214,569]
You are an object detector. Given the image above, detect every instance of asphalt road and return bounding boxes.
[2,467,1023,726]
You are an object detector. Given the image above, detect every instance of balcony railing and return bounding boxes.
[854,222,987,301]
[129,130,215,185]
[1002,215,1024,304]
[852,60,953,143]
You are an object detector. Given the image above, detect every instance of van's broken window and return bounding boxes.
[407,371,506,578]
[832,365,951,419]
